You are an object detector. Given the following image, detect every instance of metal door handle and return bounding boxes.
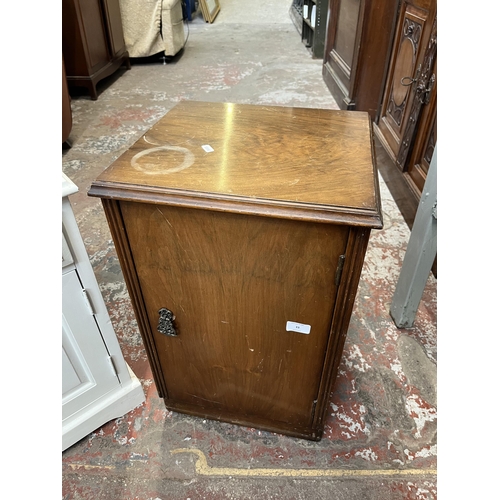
[401,64,421,87]
[401,76,416,86]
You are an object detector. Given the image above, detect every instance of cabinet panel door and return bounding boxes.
[120,203,349,428]
[333,0,361,71]
[323,0,362,104]
[376,0,436,160]
[80,0,108,71]
[102,0,126,56]
[62,270,118,422]
[323,0,399,118]
[405,58,436,196]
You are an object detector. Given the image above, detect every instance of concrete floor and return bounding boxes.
[62,1,437,498]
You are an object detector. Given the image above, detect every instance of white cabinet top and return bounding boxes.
[62,172,78,198]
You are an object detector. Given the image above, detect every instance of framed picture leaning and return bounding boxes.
[200,0,220,23]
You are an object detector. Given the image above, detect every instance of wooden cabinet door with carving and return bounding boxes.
[405,56,436,196]
[375,0,436,197]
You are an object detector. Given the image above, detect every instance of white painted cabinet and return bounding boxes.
[62,173,145,451]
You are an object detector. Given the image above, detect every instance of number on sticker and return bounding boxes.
[286,321,311,334]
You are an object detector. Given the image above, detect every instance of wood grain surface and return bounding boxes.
[91,101,382,439]
[90,101,382,227]
[120,202,350,430]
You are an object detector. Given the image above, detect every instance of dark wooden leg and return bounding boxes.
[89,81,98,100]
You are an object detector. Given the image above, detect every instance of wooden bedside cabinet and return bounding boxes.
[89,101,383,440]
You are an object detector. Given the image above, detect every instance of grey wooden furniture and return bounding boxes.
[390,145,437,328]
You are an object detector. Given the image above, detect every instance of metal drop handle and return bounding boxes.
[401,64,421,87]
[158,308,178,336]
[401,76,416,87]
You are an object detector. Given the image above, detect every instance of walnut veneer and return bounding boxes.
[89,101,382,440]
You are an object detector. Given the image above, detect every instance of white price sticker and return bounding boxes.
[286,321,311,335]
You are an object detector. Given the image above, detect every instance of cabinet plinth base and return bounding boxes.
[163,399,323,441]
[67,51,130,100]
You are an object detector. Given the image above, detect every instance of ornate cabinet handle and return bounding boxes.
[400,76,416,87]
[401,64,421,87]
[419,73,435,105]
[157,308,178,336]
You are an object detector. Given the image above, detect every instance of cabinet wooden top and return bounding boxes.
[89,101,382,228]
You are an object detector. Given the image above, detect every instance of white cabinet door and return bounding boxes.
[62,270,119,422]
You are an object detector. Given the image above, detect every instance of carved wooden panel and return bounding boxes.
[375,0,436,162]
[386,16,424,129]
[423,117,436,170]
[396,17,436,171]
[405,55,437,197]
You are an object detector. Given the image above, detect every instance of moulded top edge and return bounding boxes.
[93,102,381,211]
[88,181,383,229]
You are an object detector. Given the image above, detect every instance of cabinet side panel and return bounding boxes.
[62,0,87,76]
[101,199,168,398]
[120,203,350,430]
[352,0,400,119]
[78,0,109,70]
[313,227,371,435]
[333,0,361,71]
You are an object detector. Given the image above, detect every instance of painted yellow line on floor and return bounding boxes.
[66,463,116,471]
[171,448,437,478]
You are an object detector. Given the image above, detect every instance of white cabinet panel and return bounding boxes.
[62,172,145,451]
[62,344,86,396]
[62,270,119,421]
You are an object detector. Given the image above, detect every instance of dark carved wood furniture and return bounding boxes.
[62,0,130,100]
[374,0,437,275]
[323,0,437,208]
[374,0,437,199]
[322,0,399,120]
[89,101,383,441]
